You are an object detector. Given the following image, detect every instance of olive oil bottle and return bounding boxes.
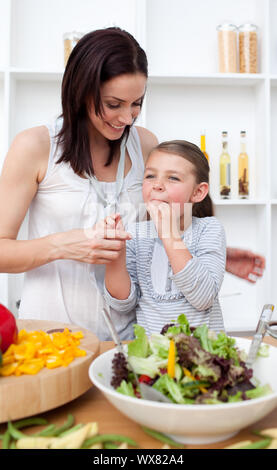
[238,130,249,198]
[200,131,209,162]
[219,131,231,199]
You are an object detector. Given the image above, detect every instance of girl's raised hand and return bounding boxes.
[146,202,181,241]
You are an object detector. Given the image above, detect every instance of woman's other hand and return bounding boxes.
[226,247,265,283]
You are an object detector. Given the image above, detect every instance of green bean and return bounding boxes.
[82,434,137,449]
[252,430,272,439]
[52,414,75,436]
[59,423,84,437]
[9,441,17,449]
[2,430,11,449]
[47,414,74,437]
[7,422,26,440]
[238,438,272,449]
[104,442,119,449]
[13,417,48,429]
[33,424,56,437]
[142,427,184,448]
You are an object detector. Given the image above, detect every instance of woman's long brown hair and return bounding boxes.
[152,140,214,218]
[56,27,148,177]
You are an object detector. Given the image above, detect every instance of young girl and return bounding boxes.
[104,140,226,335]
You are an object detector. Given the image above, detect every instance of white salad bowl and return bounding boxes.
[89,337,277,445]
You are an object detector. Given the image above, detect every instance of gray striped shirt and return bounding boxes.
[104,217,226,336]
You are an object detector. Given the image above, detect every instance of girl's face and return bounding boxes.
[87,73,146,141]
[142,150,208,222]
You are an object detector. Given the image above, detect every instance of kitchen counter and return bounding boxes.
[1,336,277,449]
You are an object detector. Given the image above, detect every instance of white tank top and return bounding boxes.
[18,119,145,340]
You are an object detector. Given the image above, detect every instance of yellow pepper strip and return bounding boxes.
[0,362,19,376]
[17,359,45,375]
[167,340,175,379]
[0,329,86,377]
[183,367,208,393]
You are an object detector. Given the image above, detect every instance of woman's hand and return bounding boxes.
[226,247,265,283]
[51,216,131,265]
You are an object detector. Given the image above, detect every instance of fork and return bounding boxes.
[101,305,171,403]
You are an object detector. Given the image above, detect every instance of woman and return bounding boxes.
[0,27,264,340]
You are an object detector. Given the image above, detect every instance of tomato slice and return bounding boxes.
[138,374,152,384]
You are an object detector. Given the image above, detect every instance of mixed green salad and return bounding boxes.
[111,315,272,404]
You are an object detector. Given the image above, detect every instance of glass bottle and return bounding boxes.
[238,130,249,198]
[220,131,231,199]
[200,131,209,162]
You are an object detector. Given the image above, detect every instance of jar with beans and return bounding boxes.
[238,24,258,73]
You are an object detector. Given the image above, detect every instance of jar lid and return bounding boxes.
[216,23,237,31]
[238,24,258,32]
[63,31,83,40]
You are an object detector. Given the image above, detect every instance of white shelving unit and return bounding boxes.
[0,0,277,333]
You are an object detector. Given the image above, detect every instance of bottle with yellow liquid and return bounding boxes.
[220,131,231,199]
[238,130,249,198]
[200,131,209,162]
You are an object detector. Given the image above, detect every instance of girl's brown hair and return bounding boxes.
[152,140,214,218]
[56,27,148,177]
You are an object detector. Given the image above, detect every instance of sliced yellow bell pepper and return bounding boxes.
[0,328,86,376]
[167,340,175,378]
[183,367,208,393]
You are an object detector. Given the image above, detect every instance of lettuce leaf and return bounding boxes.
[164,314,191,337]
[116,380,135,397]
[257,344,270,358]
[128,324,149,358]
[149,333,170,359]
[153,374,194,404]
[193,324,213,353]
[245,384,272,399]
[128,355,168,378]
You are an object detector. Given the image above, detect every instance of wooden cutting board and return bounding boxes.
[0,319,100,423]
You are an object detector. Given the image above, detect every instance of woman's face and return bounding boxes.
[87,73,146,141]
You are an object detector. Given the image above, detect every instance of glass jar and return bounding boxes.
[216,23,238,73]
[238,24,258,73]
[63,31,83,67]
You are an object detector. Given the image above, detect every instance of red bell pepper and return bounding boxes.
[138,374,152,384]
[0,304,18,353]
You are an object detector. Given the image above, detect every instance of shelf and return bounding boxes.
[148,74,265,87]
[271,76,277,87]
[10,69,64,81]
[0,70,266,85]
[213,199,268,205]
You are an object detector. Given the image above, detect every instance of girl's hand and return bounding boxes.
[146,202,182,241]
[103,213,127,265]
[52,215,131,265]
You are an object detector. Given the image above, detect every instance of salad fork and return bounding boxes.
[246,304,275,368]
[101,305,171,403]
